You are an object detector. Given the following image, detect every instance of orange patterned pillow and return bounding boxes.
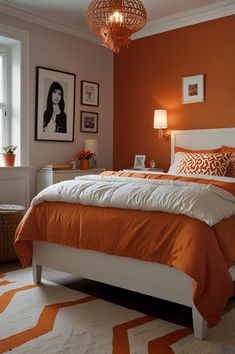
[176,152,232,176]
[221,146,235,177]
[175,146,221,153]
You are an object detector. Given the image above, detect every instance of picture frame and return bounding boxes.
[80,111,98,133]
[35,66,76,142]
[182,74,204,104]
[134,154,146,169]
[81,80,99,107]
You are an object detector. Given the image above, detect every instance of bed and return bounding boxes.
[15,127,235,340]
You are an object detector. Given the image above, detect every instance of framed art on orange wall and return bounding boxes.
[182,74,204,104]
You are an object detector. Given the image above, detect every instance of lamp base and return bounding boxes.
[158,129,170,140]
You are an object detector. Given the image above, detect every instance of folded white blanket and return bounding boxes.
[31,175,235,226]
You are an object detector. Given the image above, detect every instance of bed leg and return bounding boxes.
[32,258,42,284]
[192,304,207,340]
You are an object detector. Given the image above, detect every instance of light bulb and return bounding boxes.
[109,11,123,23]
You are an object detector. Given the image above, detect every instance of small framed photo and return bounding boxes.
[80,111,98,133]
[182,74,204,104]
[134,155,146,169]
[81,80,99,106]
[35,66,76,142]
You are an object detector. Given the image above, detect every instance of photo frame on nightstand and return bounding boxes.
[134,155,146,169]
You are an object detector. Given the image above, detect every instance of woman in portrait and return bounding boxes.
[43,81,67,133]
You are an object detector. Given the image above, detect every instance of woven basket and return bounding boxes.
[0,205,25,263]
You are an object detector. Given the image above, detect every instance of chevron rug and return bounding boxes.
[0,268,235,354]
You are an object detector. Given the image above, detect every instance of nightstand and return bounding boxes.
[37,168,105,193]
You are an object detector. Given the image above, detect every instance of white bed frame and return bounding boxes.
[33,127,235,340]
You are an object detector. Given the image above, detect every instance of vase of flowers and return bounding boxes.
[1,145,17,167]
[75,150,93,170]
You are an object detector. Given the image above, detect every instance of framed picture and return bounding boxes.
[81,80,99,106]
[134,154,146,169]
[35,66,76,142]
[80,111,98,133]
[182,74,204,104]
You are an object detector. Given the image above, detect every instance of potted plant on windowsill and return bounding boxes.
[1,145,17,167]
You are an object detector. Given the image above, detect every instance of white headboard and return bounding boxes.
[171,128,235,163]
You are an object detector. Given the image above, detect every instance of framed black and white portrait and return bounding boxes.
[35,66,76,142]
[81,80,99,107]
[80,111,98,133]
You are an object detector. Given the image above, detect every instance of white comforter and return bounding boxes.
[31,174,235,226]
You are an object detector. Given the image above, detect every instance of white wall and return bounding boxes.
[0,13,113,201]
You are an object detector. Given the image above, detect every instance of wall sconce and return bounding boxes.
[153,109,170,140]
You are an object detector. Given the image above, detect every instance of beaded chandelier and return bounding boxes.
[86,0,147,54]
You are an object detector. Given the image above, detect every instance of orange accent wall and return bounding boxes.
[114,15,235,171]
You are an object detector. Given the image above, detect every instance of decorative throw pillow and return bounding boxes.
[175,146,221,153]
[221,146,235,177]
[176,152,232,176]
[169,147,221,175]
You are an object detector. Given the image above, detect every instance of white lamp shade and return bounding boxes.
[85,139,98,156]
[153,110,167,129]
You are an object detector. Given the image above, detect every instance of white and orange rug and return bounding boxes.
[0,268,235,354]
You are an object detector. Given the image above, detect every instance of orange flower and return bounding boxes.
[74,150,93,160]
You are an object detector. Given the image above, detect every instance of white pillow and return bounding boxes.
[168,152,183,174]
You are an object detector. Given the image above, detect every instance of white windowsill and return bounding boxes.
[0,166,30,169]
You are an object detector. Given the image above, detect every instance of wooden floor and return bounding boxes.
[0,260,193,328]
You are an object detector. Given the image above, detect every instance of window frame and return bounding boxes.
[0,45,10,148]
[0,23,30,167]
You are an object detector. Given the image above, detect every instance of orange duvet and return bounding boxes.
[15,198,235,328]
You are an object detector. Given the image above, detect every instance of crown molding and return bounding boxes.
[133,1,235,39]
[0,1,100,45]
[0,0,235,44]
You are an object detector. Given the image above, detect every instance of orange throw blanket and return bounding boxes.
[15,200,235,328]
[101,170,235,196]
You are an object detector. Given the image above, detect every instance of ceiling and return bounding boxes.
[0,0,235,44]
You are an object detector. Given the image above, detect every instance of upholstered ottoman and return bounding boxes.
[0,204,26,263]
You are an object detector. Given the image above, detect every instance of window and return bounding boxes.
[0,105,6,147]
[0,35,21,166]
[0,48,8,148]
[0,25,29,168]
